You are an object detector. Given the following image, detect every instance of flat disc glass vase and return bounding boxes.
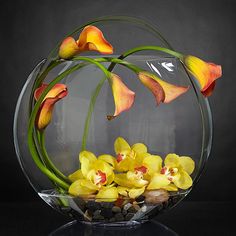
[13,16,212,227]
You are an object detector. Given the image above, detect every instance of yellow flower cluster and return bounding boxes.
[68,137,195,200]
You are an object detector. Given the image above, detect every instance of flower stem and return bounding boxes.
[39,131,71,184]
[28,57,111,190]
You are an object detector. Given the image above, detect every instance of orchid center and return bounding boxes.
[94,170,107,186]
[160,166,179,181]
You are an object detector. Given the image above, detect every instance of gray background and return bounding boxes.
[0,0,235,202]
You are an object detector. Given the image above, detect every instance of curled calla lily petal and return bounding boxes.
[77,25,113,54]
[107,73,135,120]
[34,83,68,130]
[138,71,189,104]
[59,25,113,59]
[184,55,222,97]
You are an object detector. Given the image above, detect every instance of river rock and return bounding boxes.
[144,189,169,204]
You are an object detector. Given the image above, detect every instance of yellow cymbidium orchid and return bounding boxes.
[114,152,162,197]
[147,153,195,190]
[113,137,151,172]
[69,151,117,199]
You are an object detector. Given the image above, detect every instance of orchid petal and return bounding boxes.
[147,173,170,190]
[117,186,129,197]
[143,155,163,176]
[164,153,180,168]
[107,73,135,120]
[34,83,68,130]
[68,169,84,182]
[69,179,96,196]
[114,137,131,154]
[129,186,145,199]
[173,170,193,190]
[114,174,133,188]
[77,25,113,54]
[98,154,116,167]
[184,55,222,97]
[138,72,189,104]
[179,156,195,175]
[131,143,147,155]
[162,183,179,191]
[96,186,118,200]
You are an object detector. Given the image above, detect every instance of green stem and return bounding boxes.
[78,46,184,150]
[120,45,184,60]
[28,57,110,190]
[39,131,71,184]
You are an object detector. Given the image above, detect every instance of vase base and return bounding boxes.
[49,220,178,235]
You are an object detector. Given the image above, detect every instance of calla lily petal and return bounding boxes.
[179,156,195,175]
[77,25,113,54]
[138,72,189,104]
[138,72,165,105]
[107,73,135,120]
[59,37,79,59]
[184,55,222,97]
[34,83,68,130]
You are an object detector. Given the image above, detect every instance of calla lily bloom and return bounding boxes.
[147,153,195,190]
[69,151,117,199]
[34,83,68,130]
[183,55,222,97]
[107,73,135,120]
[113,137,150,172]
[138,71,189,104]
[59,25,113,59]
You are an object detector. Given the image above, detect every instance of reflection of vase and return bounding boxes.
[13,16,212,227]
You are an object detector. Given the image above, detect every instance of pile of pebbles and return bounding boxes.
[59,190,183,223]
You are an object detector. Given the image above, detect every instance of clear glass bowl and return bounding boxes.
[13,17,212,227]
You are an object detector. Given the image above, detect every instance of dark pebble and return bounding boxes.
[125,213,135,221]
[93,210,101,216]
[122,209,127,215]
[112,206,121,213]
[127,206,137,213]
[93,214,105,221]
[87,209,93,216]
[135,195,145,202]
[157,203,163,211]
[100,202,114,209]
[101,208,113,218]
[109,217,116,222]
[115,213,124,221]
[86,201,101,211]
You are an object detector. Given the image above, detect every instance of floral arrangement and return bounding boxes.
[27,24,222,203]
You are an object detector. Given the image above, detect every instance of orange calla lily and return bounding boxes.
[183,55,222,97]
[34,83,68,130]
[107,73,135,120]
[59,25,113,59]
[138,71,189,104]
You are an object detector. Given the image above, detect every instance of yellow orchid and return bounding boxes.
[113,137,150,172]
[69,151,118,199]
[147,153,195,191]
[114,144,163,198]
